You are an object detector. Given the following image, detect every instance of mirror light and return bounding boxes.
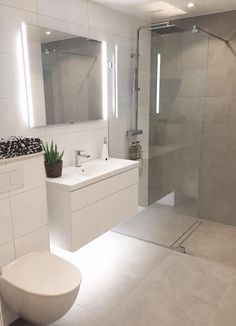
[102,41,108,120]
[45,31,51,35]
[113,44,119,119]
[17,31,29,125]
[21,22,34,127]
[156,53,161,114]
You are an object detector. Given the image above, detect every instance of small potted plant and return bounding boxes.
[43,141,64,178]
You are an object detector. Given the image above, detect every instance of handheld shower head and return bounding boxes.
[192,25,199,33]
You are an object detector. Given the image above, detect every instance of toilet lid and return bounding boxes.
[1,252,82,296]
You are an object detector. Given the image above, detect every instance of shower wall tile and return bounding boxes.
[199,123,236,225]
[179,32,208,70]
[206,67,236,96]
[208,37,236,68]
[204,97,236,124]
[180,69,206,97]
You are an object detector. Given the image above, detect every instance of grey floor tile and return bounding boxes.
[10,304,103,326]
[52,231,171,318]
[115,203,198,247]
[100,277,216,326]
[183,221,236,266]
[209,278,236,326]
[9,220,236,326]
[146,251,236,305]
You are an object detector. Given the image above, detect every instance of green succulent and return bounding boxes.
[43,141,64,162]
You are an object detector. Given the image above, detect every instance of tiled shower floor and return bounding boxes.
[114,202,201,249]
[10,211,236,326]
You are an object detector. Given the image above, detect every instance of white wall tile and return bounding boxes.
[0,0,36,12]
[11,186,47,238]
[0,99,27,138]
[37,14,89,38]
[0,242,15,267]
[37,0,88,26]
[0,5,36,54]
[88,1,124,37]
[0,197,12,246]
[0,53,17,99]
[14,226,49,257]
[90,127,108,159]
[9,155,45,195]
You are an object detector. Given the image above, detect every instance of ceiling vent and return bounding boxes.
[144,1,186,17]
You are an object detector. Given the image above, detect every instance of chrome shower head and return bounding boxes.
[151,23,185,34]
[192,25,199,33]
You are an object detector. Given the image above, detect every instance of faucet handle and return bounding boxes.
[75,149,84,154]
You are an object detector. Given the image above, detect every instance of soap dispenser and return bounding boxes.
[101,137,109,161]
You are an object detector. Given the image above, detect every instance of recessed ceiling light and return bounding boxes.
[187,2,195,8]
[45,31,51,35]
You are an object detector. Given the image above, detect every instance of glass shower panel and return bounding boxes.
[148,29,208,218]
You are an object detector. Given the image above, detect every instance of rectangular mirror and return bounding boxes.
[23,24,104,126]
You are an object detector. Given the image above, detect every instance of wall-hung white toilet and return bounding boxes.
[0,251,82,325]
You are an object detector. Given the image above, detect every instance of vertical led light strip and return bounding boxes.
[21,22,34,127]
[156,53,161,114]
[102,41,108,120]
[17,31,28,125]
[114,44,119,119]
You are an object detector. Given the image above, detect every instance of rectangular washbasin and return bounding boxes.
[46,158,139,191]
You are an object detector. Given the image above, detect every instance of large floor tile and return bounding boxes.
[183,221,236,266]
[100,278,215,326]
[209,278,236,326]
[10,304,103,326]
[52,231,171,318]
[146,251,236,305]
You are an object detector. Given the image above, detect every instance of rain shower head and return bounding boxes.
[151,23,185,34]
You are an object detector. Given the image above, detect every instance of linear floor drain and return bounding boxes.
[171,220,203,251]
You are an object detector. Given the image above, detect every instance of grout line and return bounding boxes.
[112,229,174,250]
[14,224,48,241]
[0,3,36,14]
[8,192,17,259]
[10,184,45,198]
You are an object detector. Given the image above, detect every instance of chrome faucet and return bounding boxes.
[74,150,90,167]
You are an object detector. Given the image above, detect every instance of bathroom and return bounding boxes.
[0,0,236,325]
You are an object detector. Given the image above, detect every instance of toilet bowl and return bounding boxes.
[0,252,82,325]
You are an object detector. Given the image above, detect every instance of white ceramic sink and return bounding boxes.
[46,158,139,191]
[74,161,111,177]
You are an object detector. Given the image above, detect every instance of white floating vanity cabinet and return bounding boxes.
[46,159,139,251]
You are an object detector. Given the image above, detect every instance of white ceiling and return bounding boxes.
[91,0,236,21]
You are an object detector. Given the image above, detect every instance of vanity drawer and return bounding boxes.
[71,202,99,251]
[70,168,138,212]
[98,184,138,234]
[71,182,100,212]
[98,168,138,200]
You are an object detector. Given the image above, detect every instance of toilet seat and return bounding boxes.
[1,252,82,296]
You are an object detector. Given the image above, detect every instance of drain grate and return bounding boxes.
[171,220,203,252]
